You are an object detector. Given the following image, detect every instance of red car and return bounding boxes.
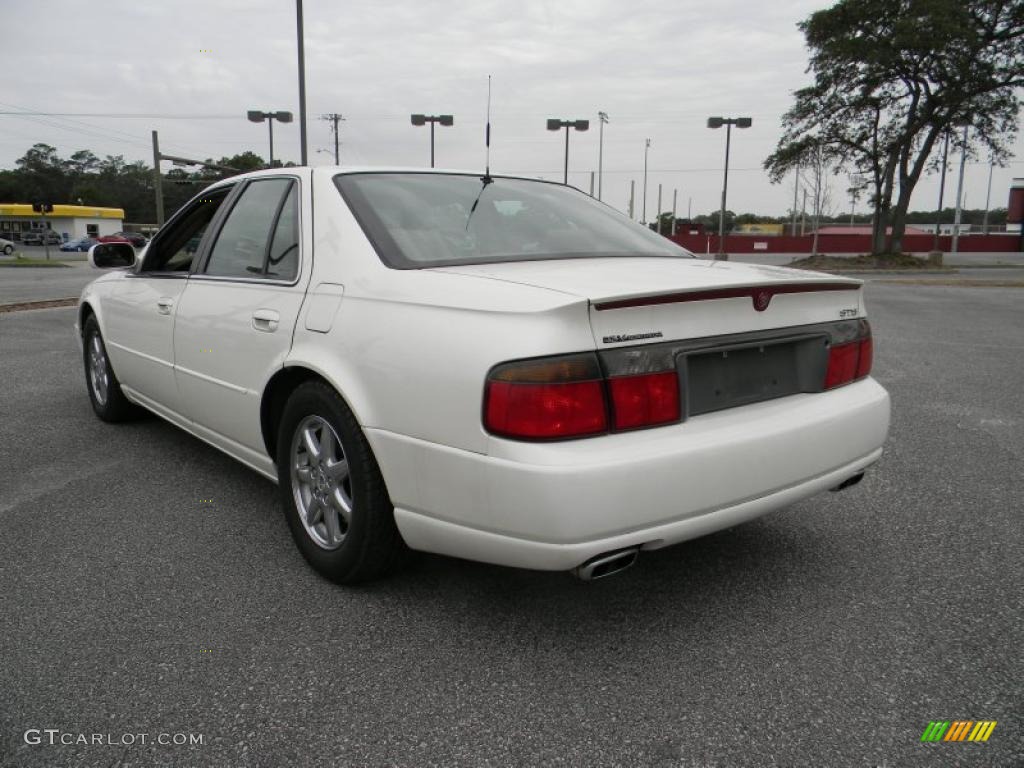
[98,231,147,248]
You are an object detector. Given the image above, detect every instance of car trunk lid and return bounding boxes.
[434,257,864,345]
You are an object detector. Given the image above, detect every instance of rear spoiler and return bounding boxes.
[593,282,862,312]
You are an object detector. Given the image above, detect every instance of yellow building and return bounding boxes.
[0,203,125,243]
[735,222,784,235]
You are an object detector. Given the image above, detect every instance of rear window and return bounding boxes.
[334,172,692,269]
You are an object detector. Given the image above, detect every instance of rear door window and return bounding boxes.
[203,178,296,280]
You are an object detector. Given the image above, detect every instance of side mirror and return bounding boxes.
[89,242,136,269]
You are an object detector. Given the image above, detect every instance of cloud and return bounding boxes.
[0,0,1019,217]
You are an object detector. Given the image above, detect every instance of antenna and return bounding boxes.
[485,75,492,178]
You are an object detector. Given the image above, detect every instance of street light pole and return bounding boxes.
[707,116,752,259]
[248,110,294,167]
[296,0,308,165]
[411,114,454,168]
[982,159,995,234]
[547,118,590,184]
[597,111,609,200]
[672,188,678,236]
[642,138,650,224]
[932,129,951,254]
[563,125,570,183]
[952,124,970,254]
[656,184,663,233]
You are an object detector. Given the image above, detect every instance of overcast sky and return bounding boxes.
[3,0,1022,219]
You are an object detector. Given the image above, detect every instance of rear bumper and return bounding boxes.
[368,377,890,571]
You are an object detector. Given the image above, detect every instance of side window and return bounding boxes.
[266,184,299,280]
[142,188,231,272]
[204,179,295,279]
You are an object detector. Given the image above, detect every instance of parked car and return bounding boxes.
[22,231,63,246]
[76,168,891,584]
[0,237,14,255]
[98,231,147,248]
[61,237,97,252]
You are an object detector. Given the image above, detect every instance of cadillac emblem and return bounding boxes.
[752,290,772,312]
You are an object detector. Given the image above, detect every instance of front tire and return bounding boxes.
[82,315,139,422]
[276,381,405,584]
[3,245,12,255]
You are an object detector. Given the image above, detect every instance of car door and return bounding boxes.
[172,176,308,454]
[101,187,233,418]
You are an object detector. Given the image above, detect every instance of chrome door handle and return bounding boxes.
[156,297,174,315]
[252,308,280,332]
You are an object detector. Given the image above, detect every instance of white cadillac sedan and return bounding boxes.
[77,167,890,583]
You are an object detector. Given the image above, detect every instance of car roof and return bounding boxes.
[203,165,553,191]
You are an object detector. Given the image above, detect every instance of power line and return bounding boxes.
[0,111,241,119]
[0,102,239,159]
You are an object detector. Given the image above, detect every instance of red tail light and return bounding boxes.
[485,380,607,439]
[609,372,680,430]
[825,322,873,389]
[856,336,873,379]
[484,352,682,440]
[484,354,608,439]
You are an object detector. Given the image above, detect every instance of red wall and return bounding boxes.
[1009,187,1024,225]
[669,232,1023,254]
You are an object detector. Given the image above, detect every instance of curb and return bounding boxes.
[0,298,78,313]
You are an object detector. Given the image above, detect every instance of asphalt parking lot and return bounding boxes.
[1,284,1021,767]
[0,261,93,304]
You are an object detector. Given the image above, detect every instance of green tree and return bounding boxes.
[14,143,71,203]
[217,151,265,173]
[765,0,1024,255]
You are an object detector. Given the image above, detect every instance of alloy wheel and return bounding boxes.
[88,333,109,406]
[290,415,353,550]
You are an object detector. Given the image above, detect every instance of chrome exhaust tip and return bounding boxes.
[830,471,865,492]
[573,547,640,581]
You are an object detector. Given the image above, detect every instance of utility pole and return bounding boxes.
[811,148,822,256]
[791,167,799,236]
[597,111,609,200]
[152,130,164,227]
[150,130,240,228]
[320,113,345,164]
[589,171,595,197]
[952,125,969,254]
[800,188,808,236]
[629,180,635,220]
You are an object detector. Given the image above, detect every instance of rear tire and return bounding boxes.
[3,245,12,255]
[276,381,405,584]
[82,315,140,422]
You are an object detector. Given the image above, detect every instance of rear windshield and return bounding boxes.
[334,172,692,269]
